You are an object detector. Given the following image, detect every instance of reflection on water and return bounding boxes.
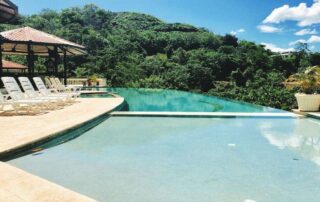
[260,118,320,166]
[104,88,281,112]
[9,117,320,202]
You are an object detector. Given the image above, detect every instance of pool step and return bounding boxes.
[111,111,304,118]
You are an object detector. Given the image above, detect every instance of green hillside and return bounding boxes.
[1,4,319,110]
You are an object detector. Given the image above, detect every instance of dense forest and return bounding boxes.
[1,4,320,110]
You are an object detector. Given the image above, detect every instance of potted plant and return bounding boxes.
[89,75,98,83]
[286,66,320,112]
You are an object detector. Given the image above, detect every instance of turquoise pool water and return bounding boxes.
[9,117,320,202]
[103,88,282,112]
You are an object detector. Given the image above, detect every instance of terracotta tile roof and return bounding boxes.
[0,27,86,56]
[0,27,84,48]
[1,60,26,69]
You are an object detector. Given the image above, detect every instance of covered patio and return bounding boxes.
[0,26,86,84]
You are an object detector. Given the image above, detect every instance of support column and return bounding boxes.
[27,43,34,76]
[53,46,59,76]
[63,49,67,85]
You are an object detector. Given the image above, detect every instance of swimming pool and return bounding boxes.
[96,88,282,112]
[9,116,320,202]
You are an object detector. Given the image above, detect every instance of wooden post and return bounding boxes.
[63,49,67,85]
[54,46,58,76]
[27,43,34,76]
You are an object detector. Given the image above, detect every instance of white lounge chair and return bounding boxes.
[18,77,67,106]
[33,77,76,103]
[48,77,80,97]
[49,77,66,92]
[1,77,55,111]
[52,77,82,93]
[0,84,42,115]
[45,76,55,90]
[54,77,82,91]
[0,90,15,114]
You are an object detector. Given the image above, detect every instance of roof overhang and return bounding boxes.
[0,0,18,23]
[0,41,87,56]
[1,59,26,69]
[0,27,86,56]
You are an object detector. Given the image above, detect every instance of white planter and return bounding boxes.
[295,93,320,112]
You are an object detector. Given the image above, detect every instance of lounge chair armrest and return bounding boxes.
[49,88,59,93]
[3,95,11,101]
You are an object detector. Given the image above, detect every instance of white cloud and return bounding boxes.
[257,25,282,33]
[289,35,320,46]
[261,42,295,53]
[263,1,320,27]
[230,28,245,35]
[308,35,320,43]
[289,39,307,46]
[295,29,317,36]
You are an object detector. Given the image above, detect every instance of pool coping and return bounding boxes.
[0,97,125,161]
[1,112,111,161]
[292,109,320,120]
[111,111,304,118]
[0,97,125,202]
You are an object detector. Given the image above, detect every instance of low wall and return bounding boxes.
[66,78,107,87]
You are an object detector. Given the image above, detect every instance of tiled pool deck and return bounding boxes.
[0,162,96,202]
[0,97,124,202]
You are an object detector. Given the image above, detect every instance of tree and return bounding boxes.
[231,68,246,87]
[310,53,320,66]
[222,34,238,47]
[187,63,213,92]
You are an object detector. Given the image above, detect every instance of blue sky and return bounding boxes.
[14,0,320,52]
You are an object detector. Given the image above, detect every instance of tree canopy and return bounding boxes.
[1,4,318,110]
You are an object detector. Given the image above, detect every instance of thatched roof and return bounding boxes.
[0,27,86,56]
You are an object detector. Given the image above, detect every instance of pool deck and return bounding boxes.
[0,97,124,156]
[0,162,96,202]
[0,97,124,202]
